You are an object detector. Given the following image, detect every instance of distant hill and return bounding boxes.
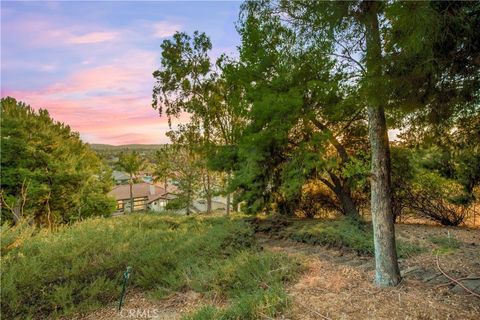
[90,144,166,151]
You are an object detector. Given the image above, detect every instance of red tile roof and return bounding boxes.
[108,183,166,203]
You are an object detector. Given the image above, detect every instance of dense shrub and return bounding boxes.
[391,147,470,226]
[0,97,115,226]
[298,181,342,218]
[407,171,468,226]
[1,214,299,319]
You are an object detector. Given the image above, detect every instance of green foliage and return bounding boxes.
[0,97,115,226]
[1,214,299,319]
[229,3,369,216]
[287,218,422,258]
[117,150,146,179]
[289,218,375,255]
[429,235,461,255]
[185,284,289,320]
[390,146,472,225]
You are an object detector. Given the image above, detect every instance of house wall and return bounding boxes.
[115,197,148,213]
[148,200,167,212]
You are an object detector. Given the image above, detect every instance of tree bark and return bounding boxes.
[363,1,401,287]
[319,173,360,217]
[226,192,231,216]
[186,179,191,216]
[328,173,359,218]
[129,174,134,213]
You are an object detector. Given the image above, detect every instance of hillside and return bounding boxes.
[0,214,299,319]
[90,144,166,152]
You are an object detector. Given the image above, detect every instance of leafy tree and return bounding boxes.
[233,1,368,218]
[0,97,115,227]
[152,31,216,213]
[268,0,480,286]
[152,32,246,214]
[153,147,174,193]
[165,125,202,215]
[117,151,146,213]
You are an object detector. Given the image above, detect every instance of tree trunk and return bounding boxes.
[129,175,134,213]
[328,173,359,218]
[13,206,21,224]
[363,1,401,287]
[186,180,191,216]
[226,193,231,216]
[206,173,212,214]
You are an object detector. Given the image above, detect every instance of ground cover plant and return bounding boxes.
[1,214,300,319]
[250,216,424,258]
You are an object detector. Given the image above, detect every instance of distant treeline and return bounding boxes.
[90,144,166,152]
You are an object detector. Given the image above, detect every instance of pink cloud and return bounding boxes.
[1,13,190,145]
[1,46,184,145]
[153,21,182,38]
[3,15,121,48]
[3,86,175,145]
[67,31,120,44]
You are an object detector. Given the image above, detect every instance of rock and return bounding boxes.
[451,277,480,294]
[401,266,421,276]
[422,272,442,282]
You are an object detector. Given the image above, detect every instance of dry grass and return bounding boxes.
[69,290,214,320]
[258,222,480,320]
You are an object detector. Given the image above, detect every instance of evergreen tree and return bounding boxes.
[0,97,116,226]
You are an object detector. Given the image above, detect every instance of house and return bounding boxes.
[108,183,172,213]
[112,170,130,185]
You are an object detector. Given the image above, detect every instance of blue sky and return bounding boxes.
[1,1,242,144]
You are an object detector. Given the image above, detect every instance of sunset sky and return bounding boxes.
[1,1,241,145]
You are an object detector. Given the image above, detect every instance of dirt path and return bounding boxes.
[257,234,480,320]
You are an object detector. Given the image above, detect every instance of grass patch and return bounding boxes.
[429,235,461,255]
[1,214,300,319]
[283,217,423,258]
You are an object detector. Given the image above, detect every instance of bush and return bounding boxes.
[408,171,468,226]
[391,147,470,226]
[1,214,299,319]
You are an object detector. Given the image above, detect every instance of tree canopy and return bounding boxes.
[1,97,115,227]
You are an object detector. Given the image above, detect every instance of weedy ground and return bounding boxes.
[1,214,300,319]
[2,214,478,319]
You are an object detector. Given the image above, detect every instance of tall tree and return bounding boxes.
[152,31,216,213]
[153,147,174,193]
[152,32,246,214]
[234,1,367,217]
[1,97,115,226]
[166,124,202,215]
[117,151,145,213]
[272,0,480,286]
